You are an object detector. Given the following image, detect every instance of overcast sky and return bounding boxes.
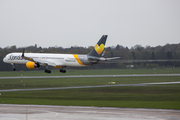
[0,0,180,49]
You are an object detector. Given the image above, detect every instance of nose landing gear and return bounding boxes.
[11,63,16,71]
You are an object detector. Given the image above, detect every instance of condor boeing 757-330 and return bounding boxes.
[3,35,120,73]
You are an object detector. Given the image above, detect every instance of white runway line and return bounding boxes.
[143,81,180,85]
[0,81,180,92]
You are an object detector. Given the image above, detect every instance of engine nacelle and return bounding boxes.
[26,62,40,69]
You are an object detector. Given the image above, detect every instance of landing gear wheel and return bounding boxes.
[62,70,66,73]
[11,63,16,71]
[45,69,51,73]
[60,69,66,73]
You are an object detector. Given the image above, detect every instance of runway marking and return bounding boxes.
[143,81,180,85]
[0,81,180,92]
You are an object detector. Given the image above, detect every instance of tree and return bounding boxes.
[151,52,155,60]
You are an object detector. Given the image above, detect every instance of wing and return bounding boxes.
[32,58,57,66]
[21,49,64,67]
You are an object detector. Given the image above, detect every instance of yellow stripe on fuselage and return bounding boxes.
[54,66,62,68]
[73,54,85,66]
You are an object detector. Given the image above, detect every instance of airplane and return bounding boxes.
[3,35,120,73]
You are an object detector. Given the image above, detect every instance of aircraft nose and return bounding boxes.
[3,57,6,62]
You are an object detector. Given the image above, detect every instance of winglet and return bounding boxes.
[21,49,34,61]
[22,49,25,57]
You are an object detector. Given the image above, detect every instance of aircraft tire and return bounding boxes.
[60,70,66,73]
[45,69,51,73]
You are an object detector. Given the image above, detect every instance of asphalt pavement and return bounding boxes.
[0,104,179,120]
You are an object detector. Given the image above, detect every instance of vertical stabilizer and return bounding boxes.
[88,35,108,57]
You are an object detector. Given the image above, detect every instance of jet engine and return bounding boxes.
[26,62,40,69]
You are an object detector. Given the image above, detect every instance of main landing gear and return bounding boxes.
[44,65,51,73]
[45,69,51,73]
[60,69,66,73]
[44,66,66,73]
[45,69,66,73]
[44,69,66,73]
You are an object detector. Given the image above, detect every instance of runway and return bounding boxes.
[0,81,180,92]
[0,104,179,120]
[1,74,180,79]
[1,75,180,120]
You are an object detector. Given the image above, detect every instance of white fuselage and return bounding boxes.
[3,53,91,67]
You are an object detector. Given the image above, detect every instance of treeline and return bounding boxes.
[0,43,180,71]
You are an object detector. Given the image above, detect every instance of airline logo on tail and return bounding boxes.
[94,44,105,54]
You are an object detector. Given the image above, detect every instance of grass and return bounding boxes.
[0,69,180,109]
[0,76,180,89]
[0,85,180,109]
[0,68,180,77]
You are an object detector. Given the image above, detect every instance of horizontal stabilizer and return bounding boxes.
[88,56,120,62]
[106,57,120,61]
